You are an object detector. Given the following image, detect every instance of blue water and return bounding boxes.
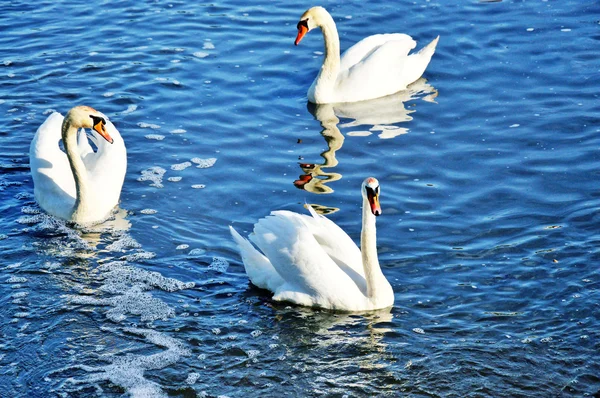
[1,0,599,396]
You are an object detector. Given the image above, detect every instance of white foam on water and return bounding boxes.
[168,176,182,182]
[145,134,165,141]
[67,261,194,322]
[171,161,192,171]
[191,184,205,189]
[175,244,189,250]
[170,129,186,134]
[122,104,137,115]
[64,327,191,398]
[121,251,156,262]
[186,372,200,385]
[138,122,161,129]
[190,157,217,168]
[193,52,209,58]
[105,234,142,252]
[208,257,229,273]
[203,41,215,50]
[188,248,206,257]
[138,167,166,188]
[140,209,158,215]
[6,276,28,283]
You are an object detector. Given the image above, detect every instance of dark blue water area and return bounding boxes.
[0,0,599,396]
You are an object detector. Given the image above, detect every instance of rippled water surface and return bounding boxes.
[1,0,599,396]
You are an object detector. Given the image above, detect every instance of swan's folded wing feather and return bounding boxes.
[340,33,415,73]
[250,211,365,305]
[303,206,364,277]
[337,37,423,101]
[230,225,284,291]
[29,112,77,204]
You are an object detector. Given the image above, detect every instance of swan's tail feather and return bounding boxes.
[229,225,284,292]
[416,35,439,58]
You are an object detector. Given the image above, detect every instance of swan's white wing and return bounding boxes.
[29,112,76,219]
[336,36,438,102]
[230,225,285,291]
[250,211,367,309]
[303,205,364,277]
[339,33,415,73]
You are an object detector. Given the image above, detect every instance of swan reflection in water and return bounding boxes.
[294,78,437,197]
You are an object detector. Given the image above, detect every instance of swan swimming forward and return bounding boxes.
[29,106,127,224]
[295,6,439,104]
[230,177,394,312]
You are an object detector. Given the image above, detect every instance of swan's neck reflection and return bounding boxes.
[294,102,344,198]
[295,78,437,200]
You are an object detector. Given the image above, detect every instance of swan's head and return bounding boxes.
[66,105,113,144]
[295,6,330,45]
[362,177,382,217]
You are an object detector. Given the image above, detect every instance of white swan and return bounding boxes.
[29,106,127,224]
[230,177,394,311]
[295,6,439,104]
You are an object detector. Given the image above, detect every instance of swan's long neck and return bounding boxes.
[62,118,91,221]
[361,196,385,299]
[316,13,340,90]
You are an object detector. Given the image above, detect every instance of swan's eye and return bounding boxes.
[89,115,106,126]
[297,19,308,30]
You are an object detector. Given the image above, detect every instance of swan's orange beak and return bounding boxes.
[295,24,308,45]
[92,118,114,144]
[367,189,382,217]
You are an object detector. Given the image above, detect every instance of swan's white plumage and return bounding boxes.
[230,178,394,311]
[29,107,127,224]
[297,6,439,104]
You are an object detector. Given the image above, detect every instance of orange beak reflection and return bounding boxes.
[295,25,308,45]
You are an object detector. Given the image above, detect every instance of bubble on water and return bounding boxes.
[103,92,115,97]
[171,161,192,171]
[250,330,262,338]
[193,51,209,58]
[186,372,200,384]
[191,184,206,189]
[138,122,161,129]
[203,41,215,50]
[65,327,190,397]
[21,206,40,215]
[145,134,165,141]
[14,191,33,200]
[208,257,229,273]
[188,248,206,257]
[106,234,142,252]
[140,209,158,215]
[6,276,28,284]
[121,105,137,115]
[138,167,166,188]
[190,157,217,168]
[246,350,260,359]
[121,251,156,262]
[176,244,189,250]
[412,328,425,334]
[212,328,221,335]
[168,176,182,182]
[170,129,186,134]
[540,337,553,343]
